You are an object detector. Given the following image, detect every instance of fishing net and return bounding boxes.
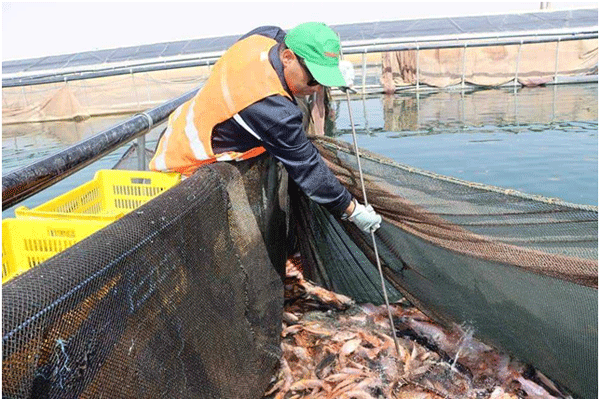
[381,39,598,91]
[268,258,571,398]
[2,155,290,398]
[2,67,211,125]
[293,136,598,399]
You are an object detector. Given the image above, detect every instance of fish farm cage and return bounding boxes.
[2,7,598,399]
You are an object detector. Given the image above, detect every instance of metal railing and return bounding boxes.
[2,88,198,208]
[2,27,596,88]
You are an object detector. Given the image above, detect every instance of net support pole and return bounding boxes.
[145,75,152,104]
[554,38,561,83]
[416,43,420,91]
[136,112,154,171]
[552,81,557,121]
[361,50,368,95]
[461,43,467,90]
[514,39,523,93]
[137,136,146,171]
[361,94,371,134]
[131,69,141,110]
[460,89,465,123]
[417,88,420,127]
[514,85,519,125]
[21,86,28,106]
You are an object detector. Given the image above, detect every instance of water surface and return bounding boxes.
[331,84,597,206]
[2,84,597,219]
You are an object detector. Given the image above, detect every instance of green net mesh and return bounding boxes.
[292,136,597,399]
[3,155,289,398]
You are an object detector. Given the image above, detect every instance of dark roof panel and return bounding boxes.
[3,9,596,75]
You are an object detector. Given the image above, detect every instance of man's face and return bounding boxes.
[281,49,322,97]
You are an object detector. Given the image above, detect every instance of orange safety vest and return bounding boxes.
[150,35,293,175]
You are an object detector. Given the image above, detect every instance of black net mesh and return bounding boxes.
[3,155,289,398]
[293,136,598,399]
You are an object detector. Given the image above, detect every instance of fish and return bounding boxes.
[338,389,378,399]
[283,311,299,324]
[265,256,563,399]
[516,376,562,399]
[325,372,362,383]
[289,378,330,393]
[281,324,303,337]
[315,352,337,379]
[341,338,362,355]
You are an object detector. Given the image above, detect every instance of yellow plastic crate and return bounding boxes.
[2,218,110,283]
[15,170,181,221]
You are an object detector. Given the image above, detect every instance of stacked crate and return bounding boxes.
[2,170,180,283]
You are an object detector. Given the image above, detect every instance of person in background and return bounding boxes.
[150,22,381,232]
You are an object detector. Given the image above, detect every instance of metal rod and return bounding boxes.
[137,112,154,171]
[461,89,465,123]
[515,40,523,93]
[137,136,146,171]
[461,43,467,89]
[2,57,221,88]
[2,88,198,208]
[361,50,367,95]
[339,42,402,358]
[362,94,370,134]
[341,26,597,49]
[417,89,421,127]
[20,86,28,106]
[341,31,596,53]
[131,69,141,110]
[554,38,561,83]
[344,86,402,358]
[552,83,557,121]
[145,74,152,104]
[517,90,520,126]
[416,44,420,91]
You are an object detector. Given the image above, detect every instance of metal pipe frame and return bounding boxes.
[342,32,597,55]
[341,26,597,49]
[3,31,596,88]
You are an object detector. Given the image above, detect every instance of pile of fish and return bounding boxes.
[264,257,570,399]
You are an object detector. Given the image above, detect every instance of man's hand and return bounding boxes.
[343,201,382,232]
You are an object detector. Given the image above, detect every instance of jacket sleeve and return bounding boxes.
[237,96,353,215]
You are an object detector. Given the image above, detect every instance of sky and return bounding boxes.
[2,1,598,61]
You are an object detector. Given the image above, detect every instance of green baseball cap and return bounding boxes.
[284,22,347,87]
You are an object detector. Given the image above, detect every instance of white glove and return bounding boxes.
[339,60,355,87]
[343,201,382,232]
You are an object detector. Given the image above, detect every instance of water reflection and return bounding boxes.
[2,84,597,210]
[330,84,597,205]
[2,115,133,173]
[1,114,165,218]
[380,84,598,133]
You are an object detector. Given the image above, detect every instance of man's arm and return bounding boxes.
[235,96,353,215]
[213,96,381,231]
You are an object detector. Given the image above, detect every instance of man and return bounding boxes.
[150,22,381,232]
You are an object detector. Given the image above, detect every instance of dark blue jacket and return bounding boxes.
[210,26,352,215]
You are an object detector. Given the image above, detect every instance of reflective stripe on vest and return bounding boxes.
[150,35,292,175]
